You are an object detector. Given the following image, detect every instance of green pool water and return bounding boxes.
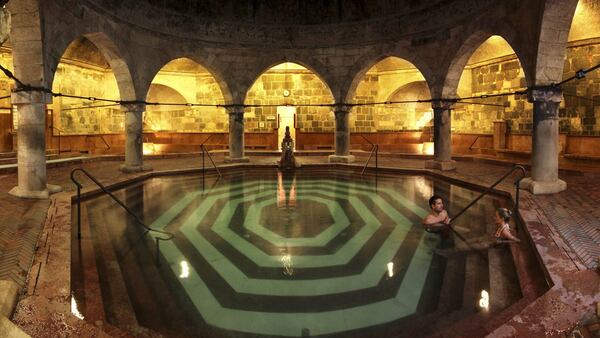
[72,168,536,337]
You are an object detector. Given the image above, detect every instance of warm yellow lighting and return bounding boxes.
[143,142,156,155]
[416,111,433,129]
[179,261,190,278]
[71,294,85,319]
[422,142,434,155]
[479,290,489,310]
[387,262,394,277]
[270,62,307,71]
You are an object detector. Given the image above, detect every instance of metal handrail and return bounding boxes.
[468,135,480,151]
[86,134,111,151]
[201,144,222,178]
[450,164,527,225]
[361,144,379,175]
[360,135,379,175]
[70,168,174,242]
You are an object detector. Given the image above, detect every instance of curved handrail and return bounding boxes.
[85,134,111,151]
[359,135,379,175]
[70,168,174,241]
[361,144,379,175]
[450,164,527,225]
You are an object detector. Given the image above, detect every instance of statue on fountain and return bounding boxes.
[278,126,300,170]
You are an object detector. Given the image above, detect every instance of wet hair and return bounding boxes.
[429,195,443,209]
[496,208,512,222]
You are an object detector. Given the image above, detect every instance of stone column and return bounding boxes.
[425,100,456,170]
[328,105,355,163]
[9,91,62,199]
[120,103,152,173]
[225,105,249,163]
[520,87,566,194]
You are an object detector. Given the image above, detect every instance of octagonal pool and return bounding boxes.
[71,168,548,337]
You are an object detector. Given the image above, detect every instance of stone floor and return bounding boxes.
[0,152,599,337]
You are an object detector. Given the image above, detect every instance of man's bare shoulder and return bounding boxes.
[422,213,436,225]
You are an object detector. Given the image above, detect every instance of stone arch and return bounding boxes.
[144,55,233,106]
[146,83,188,107]
[534,0,579,85]
[441,31,531,98]
[345,55,431,132]
[144,57,229,133]
[242,58,336,104]
[382,81,432,131]
[49,32,136,102]
[342,50,434,104]
[243,61,336,136]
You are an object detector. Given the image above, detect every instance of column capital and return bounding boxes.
[333,103,352,113]
[431,99,455,110]
[11,90,52,105]
[225,104,245,115]
[528,86,563,103]
[120,102,145,113]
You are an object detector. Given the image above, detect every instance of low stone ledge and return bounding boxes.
[0,280,19,317]
[0,316,30,338]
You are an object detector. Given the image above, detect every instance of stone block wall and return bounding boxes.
[244,70,334,132]
[453,39,600,135]
[50,61,122,135]
[145,74,228,133]
[561,40,600,135]
[0,48,12,110]
[452,56,532,134]
[350,74,377,132]
[350,72,432,132]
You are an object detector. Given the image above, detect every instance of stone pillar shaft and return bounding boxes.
[433,104,452,162]
[334,110,350,156]
[531,88,560,181]
[12,91,47,196]
[329,106,355,163]
[225,105,249,163]
[120,103,151,172]
[425,101,455,170]
[520,87,566,194]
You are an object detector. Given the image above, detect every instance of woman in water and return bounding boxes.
[493,208,520,242]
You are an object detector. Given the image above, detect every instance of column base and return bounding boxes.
[519,177,567,195]
[425,160,456,171]
[224,156,250,163]
[8,184,63,199]
[328,155,356,163]
[119,164,153,173]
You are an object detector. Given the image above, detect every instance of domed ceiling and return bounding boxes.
[94,0,451,25]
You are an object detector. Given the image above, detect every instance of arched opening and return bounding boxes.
[144,57,228,153]
[49,36,123,154]
[561,0,600,156]
[0,41,13,152]
[244,62,335,150]
[349,56,432,153]
[453,35,531,154]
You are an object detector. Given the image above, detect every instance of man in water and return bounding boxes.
[422,195,452,235]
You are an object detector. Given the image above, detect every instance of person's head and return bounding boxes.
[429,195,444,213]
[495,208,512,224]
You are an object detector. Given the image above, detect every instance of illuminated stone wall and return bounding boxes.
[453,41,600,135]
[0,48,12,110]
[378,82,432,131]
[50,62,122,135]
[244,70,334,132]
[351,67,431,132]
[452,57,532,134]
[145,73,227,132]
[561,40,600,135]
